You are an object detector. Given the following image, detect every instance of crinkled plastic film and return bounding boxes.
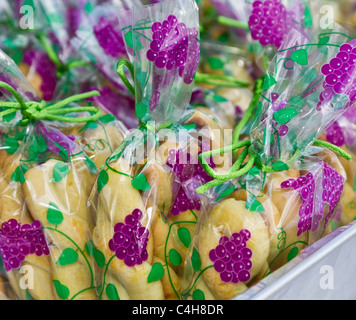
[0,49,126,300]
[86,0,240,300]
[181,24,356,300]
[70,4,138,129]
[0,0,355,303]
[120,0,200,124]
[321,104,356,227]
[251,25,356,163]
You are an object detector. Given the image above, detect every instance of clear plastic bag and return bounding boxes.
[181,24,356,300]
[0,49,123,300]
[70,3,138,128]
[320,104,356,227]
[86,0,236,300]
[1,0,137,129]
[5,0,98,101]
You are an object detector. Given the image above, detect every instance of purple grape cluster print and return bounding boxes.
[166,149,214,216]
[146,15,200,85]
[248,0,298,48]
[109,209,149,267]
[209,230,253,284]
[66,6,81,38]
[0,220,50,272]
[94,17,126,59]
[326,122,346,147]
[326,106,356,147]
[281,163,344,236]
[319,40,356,109]
[320,163,345,228]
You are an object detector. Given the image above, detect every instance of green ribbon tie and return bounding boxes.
[196,139,351,194]
[0,81,102,126]
[216,16,250,31]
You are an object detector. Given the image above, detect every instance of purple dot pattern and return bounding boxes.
[66,6,81,38]
[209,230,253,284]
[166,149,214,216]
[272,99,287,112]
[319,40,356,110]
[109,209,149,267]
[326,122,345,147]
[278,124,289,137]
[281,162,344,236]
[146,15,200,85]
[344,105,356,124]
[248,0,298,48]
[94,17,126,59]
[326,106,356,147]
[0,219,49,272]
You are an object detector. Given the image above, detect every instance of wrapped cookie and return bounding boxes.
[191,1,259,143]
[0,0,98,101]
[181,24,355,300]
[0,1,128,171]
[0,49,108,300]
[320,103,356,226]
[322,0,356,28]
[87,0,234,300]
[190,47,255,139]
[0,1,45,96]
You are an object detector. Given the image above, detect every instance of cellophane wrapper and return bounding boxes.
[87,0,237,300]
[195,43,255,128]
[70,3,138,129]
[199,0,250,48]
[0,49,125,300]
[3,0,99,101]
[181,24,356,300]
[321,103,356,227]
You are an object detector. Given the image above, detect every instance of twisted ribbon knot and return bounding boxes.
[0,81,103,126]
[116,58,352,194]
[21,101,47,123]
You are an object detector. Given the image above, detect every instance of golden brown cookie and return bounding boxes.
[153,256,181,300]
[22,158,96,300]
[0,275,6,300]
[140,162,173,216]
[93,157,164,300]
[197,199,269,300]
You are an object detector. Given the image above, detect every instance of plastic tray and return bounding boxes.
[234,221,356,300]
